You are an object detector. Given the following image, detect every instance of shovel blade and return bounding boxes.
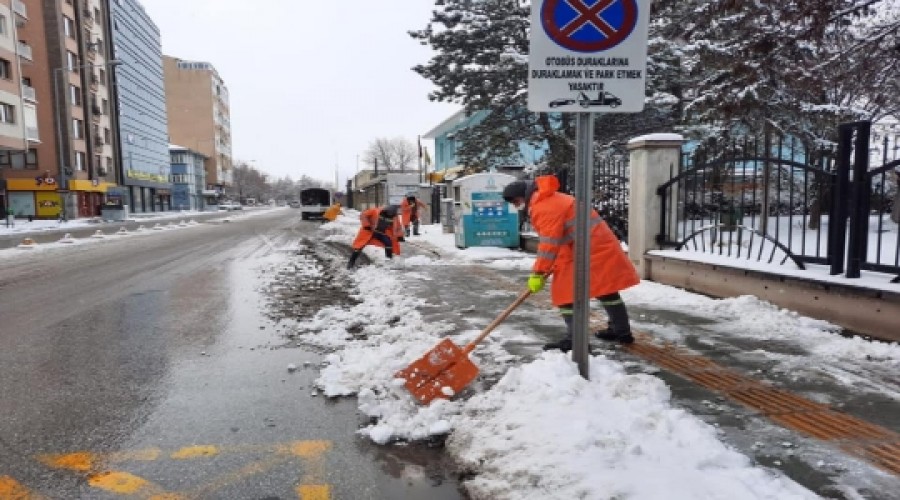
[395,338,480,405]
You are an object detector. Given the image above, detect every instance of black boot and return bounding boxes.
[594,293,634,343]
[544,314,574,352]
[347,251,361,269]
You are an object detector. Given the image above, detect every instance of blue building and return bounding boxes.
[169,145,207,211]
[423,109,548,177]
[109,0,171,213]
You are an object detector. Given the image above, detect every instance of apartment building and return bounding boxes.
[109,0,169,213]
[0,0,40,216]
[163,55,232,195]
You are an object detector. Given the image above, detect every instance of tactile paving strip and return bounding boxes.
[488,277,899,475]
[622,333,900,476]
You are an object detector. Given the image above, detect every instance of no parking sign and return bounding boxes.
[528,0,651,113]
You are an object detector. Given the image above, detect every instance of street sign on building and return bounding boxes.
[528,0,652,113]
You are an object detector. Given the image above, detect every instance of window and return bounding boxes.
[0,14,7,36]
[0,58,10,80]
[67,51,78,71]
[106,156,113,169]
[94,8,101,22]
[98,68,106,84]
[75,152,86,171]
[104,127,111,143]
[102,98,109,114]
[94,154,102,169]
[69,85,82,106]
[0,103,15,124]
[72,118,84,139]
[64,16,76,39]
[0,149,38,170]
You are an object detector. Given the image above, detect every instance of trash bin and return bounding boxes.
[719,204,743,231]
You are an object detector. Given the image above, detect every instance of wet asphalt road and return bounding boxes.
[0,209,463,499]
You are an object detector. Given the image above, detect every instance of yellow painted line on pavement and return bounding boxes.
[287,441,331,458]
[185,453,293,498]
[170,445,219,460]
[36,452,95,472]
[87,471,180,498]
[297,484,330,500]
[0,475,44,500]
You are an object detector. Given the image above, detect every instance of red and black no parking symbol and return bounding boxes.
[541,0,638,52]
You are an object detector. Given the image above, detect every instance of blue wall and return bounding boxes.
[432,110,548,171]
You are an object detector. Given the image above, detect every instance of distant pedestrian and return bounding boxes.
[347,205,403,269]
[323,202,343,222]
[400,194,427,236]
[502,175,640,352]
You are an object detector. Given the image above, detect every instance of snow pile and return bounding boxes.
[448,352,817,500]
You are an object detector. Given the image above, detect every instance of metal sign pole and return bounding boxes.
[572,112,594,379]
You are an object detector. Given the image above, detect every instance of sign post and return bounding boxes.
[528,0,651,378]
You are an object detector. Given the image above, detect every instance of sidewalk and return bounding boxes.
[291,214,899,499]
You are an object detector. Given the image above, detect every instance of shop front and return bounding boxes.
[69,180,118,218]
[5,177,62,219]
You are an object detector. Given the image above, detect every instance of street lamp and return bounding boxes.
[53,59,123,217]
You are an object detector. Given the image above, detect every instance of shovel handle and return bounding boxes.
[463,288,532,354]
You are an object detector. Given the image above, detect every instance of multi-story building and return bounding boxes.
[37,0,119,217]
[0,0,50,217]
[109,0,169,213]
[168,144,206,211]
[163,55,232,197]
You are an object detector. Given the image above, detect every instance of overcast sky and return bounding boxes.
[140,0,458,187]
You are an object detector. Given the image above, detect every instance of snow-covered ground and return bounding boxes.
[285,210,900,500]
[0,206,285,259]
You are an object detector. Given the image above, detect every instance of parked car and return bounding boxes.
[218,202,243,211]
[288,201,301,208]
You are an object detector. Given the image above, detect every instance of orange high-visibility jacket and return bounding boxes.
[323,203,342,221]
[400,197,428,227]
[528,175,639,306]
[351,207,402,254]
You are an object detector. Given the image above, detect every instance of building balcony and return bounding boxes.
[17,41,32,61]
[21,84,36,103]
[93,136,104,147]
[13,0,26,21]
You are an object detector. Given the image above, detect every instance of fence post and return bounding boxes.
[830,124,853,275]
[846,121,872,279]
[627,134,684,279]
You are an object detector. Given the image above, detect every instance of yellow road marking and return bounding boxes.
[170,445,219,460]
[36,452,95,472]
[288,441,331,458]
[30,440,334,498]
[297,484,330,500]
[0,475,44,499]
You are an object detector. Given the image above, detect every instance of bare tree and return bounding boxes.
[363,137,418,172]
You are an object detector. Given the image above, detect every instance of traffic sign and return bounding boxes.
[528,0,651,113]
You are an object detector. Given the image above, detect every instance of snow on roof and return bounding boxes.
[627,133,685,144]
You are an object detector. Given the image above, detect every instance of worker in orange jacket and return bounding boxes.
[502,175,640,351]
[400,194,428,236]
[347,205,404,269]
[323,202,343,222]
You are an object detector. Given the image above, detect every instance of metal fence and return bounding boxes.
[656,122,900,282]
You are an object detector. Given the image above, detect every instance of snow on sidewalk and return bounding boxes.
[295,214,847,499]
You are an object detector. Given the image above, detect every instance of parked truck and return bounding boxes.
[299,188,332,220]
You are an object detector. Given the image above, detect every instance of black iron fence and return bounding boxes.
[656,122,900,282]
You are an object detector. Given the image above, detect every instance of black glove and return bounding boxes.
[363,226,372,231]
[398,236,406,242]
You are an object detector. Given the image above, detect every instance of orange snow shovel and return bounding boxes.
[395,289,532,405]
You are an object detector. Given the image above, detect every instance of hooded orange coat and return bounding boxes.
[528,175,639,306]
[400,197,427,229]
[351,207,402,255]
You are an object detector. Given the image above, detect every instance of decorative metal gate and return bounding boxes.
[656,133,835,269]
